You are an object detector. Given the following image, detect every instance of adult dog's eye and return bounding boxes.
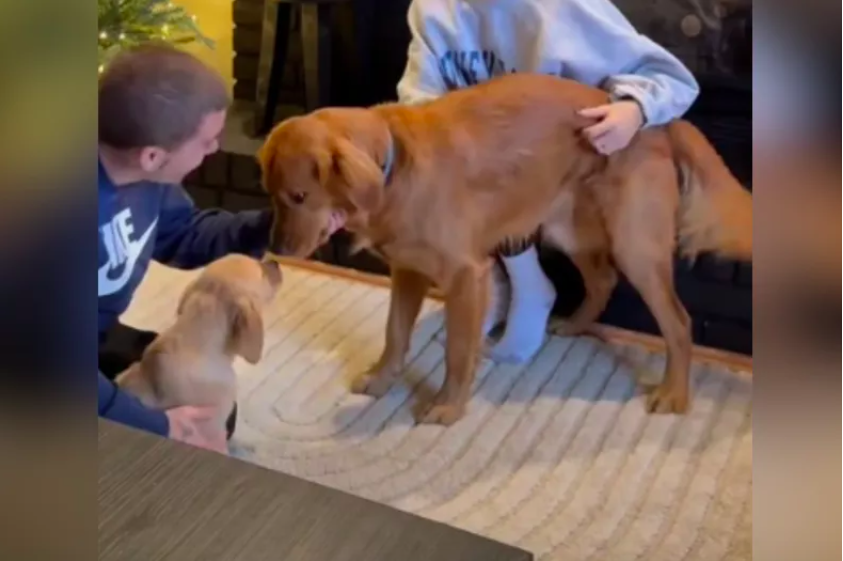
[290,192,307,205]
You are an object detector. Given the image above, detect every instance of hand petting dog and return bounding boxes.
[580,100,645,155]
[166,405,229,454]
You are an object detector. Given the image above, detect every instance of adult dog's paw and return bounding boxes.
[350,371,394,398]
[414,400,466,426]
[646,383,689,414]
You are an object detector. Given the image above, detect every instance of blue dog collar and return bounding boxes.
[382,134,395,184]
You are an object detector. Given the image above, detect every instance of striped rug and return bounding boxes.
[123,261,753,561]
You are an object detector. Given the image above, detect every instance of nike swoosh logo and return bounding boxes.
[98,218,158,297]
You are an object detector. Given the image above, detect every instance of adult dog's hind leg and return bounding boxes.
[617,256,691,413]
[552,251,617,337]
[352,268,430,398]
[541,204,616,338]
[610,163,691,414]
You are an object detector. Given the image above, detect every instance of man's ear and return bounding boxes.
[329,137,385,214]
[138,146,167,174]
[229,297,264,364]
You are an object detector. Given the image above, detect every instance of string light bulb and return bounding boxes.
[98,65,104,74]
[119,32,126,40]
[162,24,169,34]
[99,31,108,40]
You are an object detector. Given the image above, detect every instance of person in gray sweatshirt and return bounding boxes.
[396,0,700,363]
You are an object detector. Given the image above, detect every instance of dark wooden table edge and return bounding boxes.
[98,419,535,561]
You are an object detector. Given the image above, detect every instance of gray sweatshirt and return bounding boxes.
[396,0,700,126]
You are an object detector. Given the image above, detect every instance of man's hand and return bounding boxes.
[579,100,645,155]
[165,405,228,454]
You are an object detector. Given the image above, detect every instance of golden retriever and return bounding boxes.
[258,73,752,426]
[115,254,282,430]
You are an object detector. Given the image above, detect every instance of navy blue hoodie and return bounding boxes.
[97,158,272,435]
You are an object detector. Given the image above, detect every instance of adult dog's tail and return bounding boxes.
[669,120,753,262]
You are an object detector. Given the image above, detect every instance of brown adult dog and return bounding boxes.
[258,73,752,426]
[116,254,282,429]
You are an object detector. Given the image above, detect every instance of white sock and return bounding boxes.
[435,261,510,344]
[482,261,510,335]
[489,246,556,364]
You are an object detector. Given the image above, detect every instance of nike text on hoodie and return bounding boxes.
[396,0,700,126]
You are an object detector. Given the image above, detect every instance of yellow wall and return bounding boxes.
[174,0,234,93]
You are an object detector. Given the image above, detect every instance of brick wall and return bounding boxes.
[232,0,368,108]
[232,0,305,103]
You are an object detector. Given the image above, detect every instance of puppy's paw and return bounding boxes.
[350,372,394,398]
[646,383,689,415]
[414,401,466,426]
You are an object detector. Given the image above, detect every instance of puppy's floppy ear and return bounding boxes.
[229,296,264,364]
[176,280,199,315]
[329,137,385,214]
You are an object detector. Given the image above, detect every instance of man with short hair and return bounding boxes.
[96,44,341,453]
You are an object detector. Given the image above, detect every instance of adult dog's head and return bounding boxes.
[258,108,394,257]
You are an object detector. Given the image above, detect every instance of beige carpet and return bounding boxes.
[124,261,753,561]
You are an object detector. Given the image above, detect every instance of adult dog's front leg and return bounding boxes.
[416,263,487,426]
[351,268,430,398]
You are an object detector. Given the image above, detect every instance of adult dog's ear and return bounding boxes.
[329,137,385,215]
[229,297,264,364]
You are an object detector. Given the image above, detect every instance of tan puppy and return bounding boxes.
[116,254,282,428]
[258,73,752,426]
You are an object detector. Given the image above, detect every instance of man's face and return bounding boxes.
[141,110,226,183]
